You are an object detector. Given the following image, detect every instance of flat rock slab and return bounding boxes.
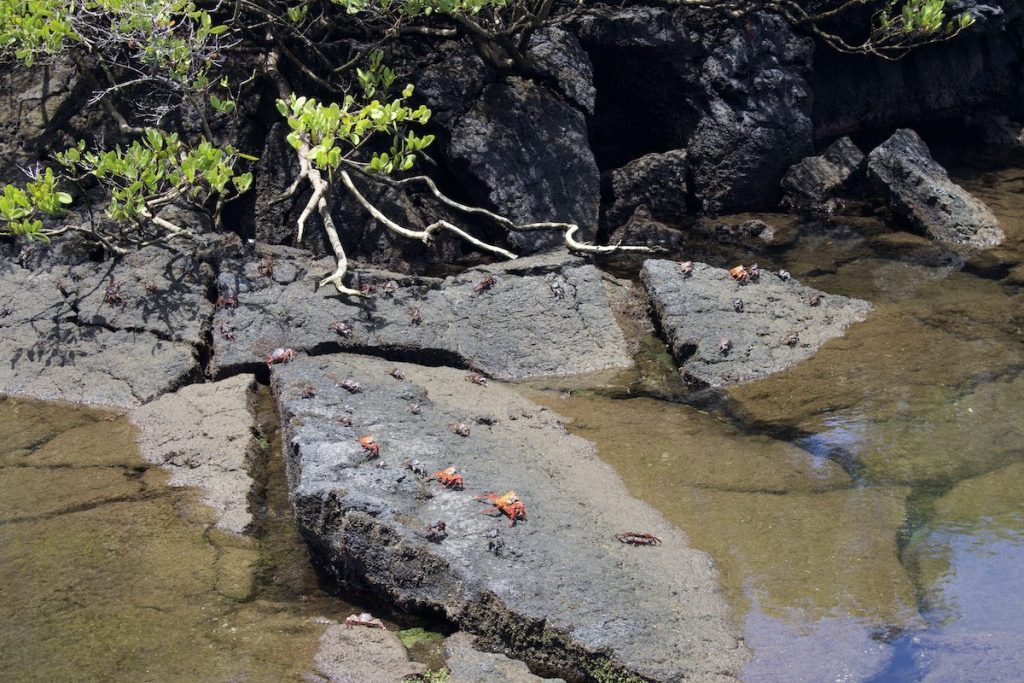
[641,259,871,386]
[131,374,257,534]
[0,248,207,407]
[274,354,748,682]
[867,128,1004,249]
[212,249,633,381]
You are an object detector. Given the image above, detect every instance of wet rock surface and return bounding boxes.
[211,248,633,381]
[867,129,1004,249]
[640,259,871,386]
[0,247,207,407]
[130,374,257,534]
[273,354,749,681]
[445,632,566,683]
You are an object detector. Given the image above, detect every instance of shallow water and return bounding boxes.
[0,393,375,681]
[529,158,1024,681]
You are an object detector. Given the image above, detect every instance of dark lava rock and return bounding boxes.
[0,247,206,407]
[274,354,748,681]
[641,259,871,386]
[448,78,599,253]
[866,129,1004,249]
[415,44,490,129]
[781,137,865,214]
[526,26,596,115]
[210,249,633,381]
[607,206,685,251]
[602,150,689,232]
[688,12,814,213]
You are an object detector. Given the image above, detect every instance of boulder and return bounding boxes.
[866,129,1004,249]
[210,248,634,381]
[0,248,207,408]
[448,78,599,253]
[781,136,865,214]
[640,259,871,386]
[311,623,426,683]
[688,13,814,213]
[602,150,689,232]
[274,354,749,681]
[526,26,596,115]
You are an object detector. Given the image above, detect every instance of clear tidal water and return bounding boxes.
[528,155,1024,681]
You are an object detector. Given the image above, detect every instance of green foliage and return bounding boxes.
[276,70,434,176]
[54,128,252,223]
[0,0,228,91]
[395,627,445,649]
[877,0,974,41]
[0,167,71,241]
[333,0,510,17]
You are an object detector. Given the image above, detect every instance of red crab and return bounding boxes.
[475,490,527,526]
[433,466,465,490]
[615,531,662,546]
[359,435,380,458]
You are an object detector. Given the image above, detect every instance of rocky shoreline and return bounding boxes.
[0,234,884,680]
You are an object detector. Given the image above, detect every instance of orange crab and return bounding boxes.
[475,490,527,526]
[433,466,465,490]
[729,265,749,283]
[359,435,380,458]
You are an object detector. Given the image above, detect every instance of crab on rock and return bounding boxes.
[433,466,464,490]
[344,613,386,630]
[359,435,380,458]
[475,490,527,526]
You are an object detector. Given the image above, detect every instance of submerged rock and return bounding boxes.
[640,259,871,386]
[211,249,633,381]
[311,623,426,683]
[274,354,749,681]
[866,129,1004,249]
[445,632,566,683]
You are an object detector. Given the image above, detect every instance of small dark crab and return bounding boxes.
[474,275,496,294]
[337,377,362,394]
[449,422,471,437]
[616,531,662,546]
[257,255,276,278]
[300,384,316,399]
[545,273,565,300]
[465,373,488,386]
[404,459,430,477]
[330,320,353,338]
[407,402,422,415]
[424,521,447,542]
[388,367,406,381]
[718,338,733,355]
[104,277,123,305]
[408,307,422,325]
[807,294,823,307]
[678,261,694,277]
[781,330,800,347]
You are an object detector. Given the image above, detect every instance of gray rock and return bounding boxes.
[0,248,205,407]
[568,4,691,48]
[602,150,689,232]
[866,129,1004,249]
[526,27,596,114]
[445,632,565,683]
[274,354,749,681]
[640,259,871,386]
[210,249,633,381]
[607,206,685,251]
[448,78,599,253]
[131,374,257,534]
[312,622,425,683]
[781,137,865,214]
[66,245,214,345]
